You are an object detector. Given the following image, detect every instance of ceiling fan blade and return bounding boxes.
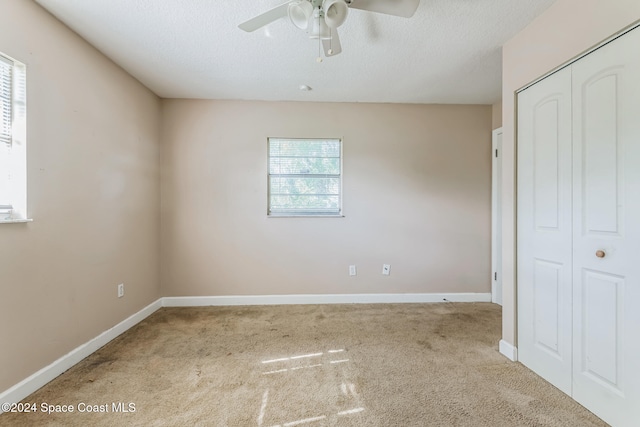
[238,1,292,32]
[322,29,342,56]
[348,0,420,18]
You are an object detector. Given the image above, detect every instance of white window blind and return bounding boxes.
[0,55,12,147]
[0,52,27,221]
[0,139,11,211]
[268,138,342,216]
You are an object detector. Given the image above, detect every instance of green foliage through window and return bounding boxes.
[268,138,341,216]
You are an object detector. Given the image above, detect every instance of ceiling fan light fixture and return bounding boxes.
[288,1,314,30]
[323,0,348,28]
[308,10,332,40]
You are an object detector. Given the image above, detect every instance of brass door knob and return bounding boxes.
[596,250,606,258]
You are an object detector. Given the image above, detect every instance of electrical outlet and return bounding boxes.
[382,264,391,275]
[349,265,357,276]
[117,283,124,298]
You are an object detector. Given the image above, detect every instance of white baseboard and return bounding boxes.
[162,292,492,307]
[499,339,518,361]
[0,299,162,412]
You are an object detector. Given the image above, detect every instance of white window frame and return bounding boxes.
[0,52,29,223]
[267,138,343,217]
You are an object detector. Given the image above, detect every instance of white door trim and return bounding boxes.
[492,127,503,305]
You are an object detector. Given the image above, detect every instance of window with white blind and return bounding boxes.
[0,52,28,222]
[268,138,342,217]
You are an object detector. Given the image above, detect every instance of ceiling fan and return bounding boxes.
[238,0,420,59]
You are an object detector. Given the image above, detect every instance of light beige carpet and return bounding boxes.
[0,303,607,426]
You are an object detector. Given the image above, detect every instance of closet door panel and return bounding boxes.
[517,66,573,394]
[572,26,640,427]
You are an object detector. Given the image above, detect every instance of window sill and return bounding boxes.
[0,218,33,224]
[268,215,345,218]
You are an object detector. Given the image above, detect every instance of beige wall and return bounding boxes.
[0,1,161,392]
[161,101,492,297]
[491,102,502,129]
[501,1,640,345]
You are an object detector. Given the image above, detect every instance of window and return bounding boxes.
[0,52,27,222]
[268,138,342,217]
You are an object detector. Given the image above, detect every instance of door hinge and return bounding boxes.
[494,272,497,280]
[495,149,498,158]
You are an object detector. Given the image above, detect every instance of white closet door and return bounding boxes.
[517,66,573,394]
[571,27,640,426]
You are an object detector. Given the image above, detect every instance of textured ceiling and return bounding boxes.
[35,0,556,104]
